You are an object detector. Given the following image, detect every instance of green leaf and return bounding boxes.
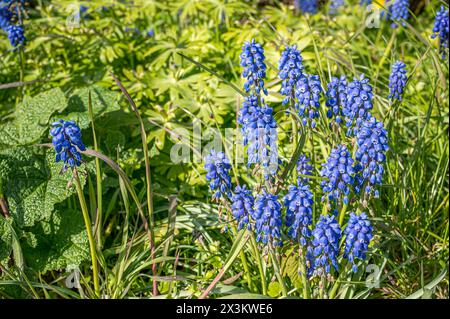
[0,88,66,150]
[0,218,13,264]
[56,86,121,129]
[21,208,89,273]
[281,249,302,289]
[0,147,87,228]
[406,268,447,299]
[268,281,281,298]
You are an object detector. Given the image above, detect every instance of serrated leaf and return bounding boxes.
[0,147,86,228]
[0,88,66,150]
[21,208,89,273]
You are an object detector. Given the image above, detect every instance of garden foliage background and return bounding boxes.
[0,0,448,299]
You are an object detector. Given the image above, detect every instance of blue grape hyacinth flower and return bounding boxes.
[388,61,407,101]
[308,214,342,276]
[238,94,259,138]
[0,5,12,30]
[243,103,279,178]
[354,115,389,198]
[295,74,322,128]
[279,45,305,106]
[253,189,282,247]
[386,0,409,28]
[204,150,232,200]
[320,144,355,205]
[431,6,449,59]
[325,75,347,125]
[360,0,372,6]
[344,212,373,272]
[5,24,25,47]
[284,183,313,245]
[231,185,254,231]
[343,74,373,136]
[50,120,86,172]
[295,0,319,14]
[297,154,313,184]
[329,0,344,15]
[240,39,268,95]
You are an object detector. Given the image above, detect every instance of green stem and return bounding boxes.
[338,202,348,226]
[88,92,103,248]
[269,246,287,297]
[250,234,267,295]
[228,212,253,292]
[74,172,100,298]
[329,260,349,299]
[298,247,311,299]
[319,274,326,299]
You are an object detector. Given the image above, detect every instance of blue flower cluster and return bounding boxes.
[329,0,344,15]
[343,74,373,136]
[0,3,12,30]
[388,61,407,101]
[296,154,313,184]
[240,42,279,179]
[243,103,279,178]
[202,40,386,277]
[360,0,372,5]
[344,212,373,272]
[279,45,304,106]
[253,190,283,246]
[204,150,232,200]
[325,75,347,125]
[240,39,268,95]
[50,120,86,171]
[0,0,25,48]
[238,95,259,138]
[307,215,341,276]
[295,74,322,128]
[284,184,313,245]
[354,115,389,198]
[386,0,410,28]
[320,144,355,205]
[296,0,319,14]
[431,6,449,59]
[231,185,254,231]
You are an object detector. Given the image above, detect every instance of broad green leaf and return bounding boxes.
[0,88,66,150]
[0,147,87,228]
[53,86,121,130]
[21,208,89,273]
